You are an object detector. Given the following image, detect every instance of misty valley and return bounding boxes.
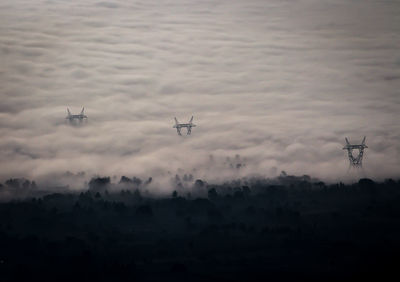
[1,0,400,281]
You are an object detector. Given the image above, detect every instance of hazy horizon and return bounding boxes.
[1,0,400,188]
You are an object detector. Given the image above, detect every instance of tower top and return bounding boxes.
[343,136,367,168]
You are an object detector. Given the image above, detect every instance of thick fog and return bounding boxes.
[1,0,400,189]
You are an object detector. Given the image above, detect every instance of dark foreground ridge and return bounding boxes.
[1,177,400,281]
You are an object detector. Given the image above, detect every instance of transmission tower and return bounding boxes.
[343,136,368,168]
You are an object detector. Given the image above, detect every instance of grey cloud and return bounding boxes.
[0,0,400,192]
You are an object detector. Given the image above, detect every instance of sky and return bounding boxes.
[0,0,400,189]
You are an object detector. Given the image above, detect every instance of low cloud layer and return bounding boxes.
[1,0,400,189]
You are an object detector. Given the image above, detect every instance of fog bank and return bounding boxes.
[1,0,400,186]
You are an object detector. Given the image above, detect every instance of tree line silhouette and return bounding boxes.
[1,174,400,281]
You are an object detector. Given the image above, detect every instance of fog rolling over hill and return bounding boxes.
[1,0,400,184]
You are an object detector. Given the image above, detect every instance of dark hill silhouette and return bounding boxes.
[1,176,400,281]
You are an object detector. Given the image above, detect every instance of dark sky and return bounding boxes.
[0,0,399,188]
